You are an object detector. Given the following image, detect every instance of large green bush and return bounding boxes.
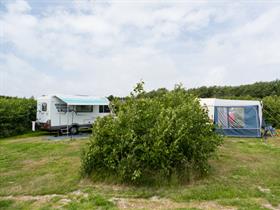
[81,84,222,184]
[0,97,36,138]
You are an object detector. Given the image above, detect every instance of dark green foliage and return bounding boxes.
[81,84,222,184]
[0,200,14,210]
[140,87,169,99]
[0,97,36,138]
[262,96,280,128]
[187,80,280,98]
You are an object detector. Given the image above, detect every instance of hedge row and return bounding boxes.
[262,96,280,128]
[0,97,36,138]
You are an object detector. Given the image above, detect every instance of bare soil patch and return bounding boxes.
[111,196,237,210]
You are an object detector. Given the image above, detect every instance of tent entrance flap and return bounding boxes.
[214,105,261,137]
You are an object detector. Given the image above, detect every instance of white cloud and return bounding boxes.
[0,0,280,97]
[6,0,31,13]
[0,54,54,96]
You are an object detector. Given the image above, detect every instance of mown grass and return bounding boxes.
[0,131,50,140]
[0,137,86,196]
[0,136,280,209]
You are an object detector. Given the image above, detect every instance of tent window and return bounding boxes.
[217,107,228,128]
[76,105,93,112]
[42,103,47,112]
[99,105,110,113]
[229,107,245,128]
[214,105,260,137]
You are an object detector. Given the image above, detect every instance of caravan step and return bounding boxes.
[60,128,69,135]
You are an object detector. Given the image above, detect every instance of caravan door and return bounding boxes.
[37,101,49,123]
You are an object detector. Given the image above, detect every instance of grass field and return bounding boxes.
[0,135,280,210]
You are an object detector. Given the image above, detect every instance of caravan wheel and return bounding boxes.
[69,126,79,135]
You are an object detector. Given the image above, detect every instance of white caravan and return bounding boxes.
[36,94,110,134]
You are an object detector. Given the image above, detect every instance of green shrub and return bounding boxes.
[81,83,222,184]
[0,97,36,138]
[262,96,280,128]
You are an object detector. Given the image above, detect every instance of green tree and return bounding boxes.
[81,82,222,184]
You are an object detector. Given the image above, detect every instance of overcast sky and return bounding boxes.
[0,0,280,97]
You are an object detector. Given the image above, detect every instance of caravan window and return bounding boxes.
[42,103,47,112]
[76,105,93,112]
[55,104,67,112]
[99,105,110,113]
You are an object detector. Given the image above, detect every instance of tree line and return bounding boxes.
[187,80,280,98]
[1,80,280,138]
[0,97,36,138]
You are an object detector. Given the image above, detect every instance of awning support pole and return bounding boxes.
[67,105,69,137]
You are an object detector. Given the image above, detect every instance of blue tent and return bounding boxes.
[200,98,262,138]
